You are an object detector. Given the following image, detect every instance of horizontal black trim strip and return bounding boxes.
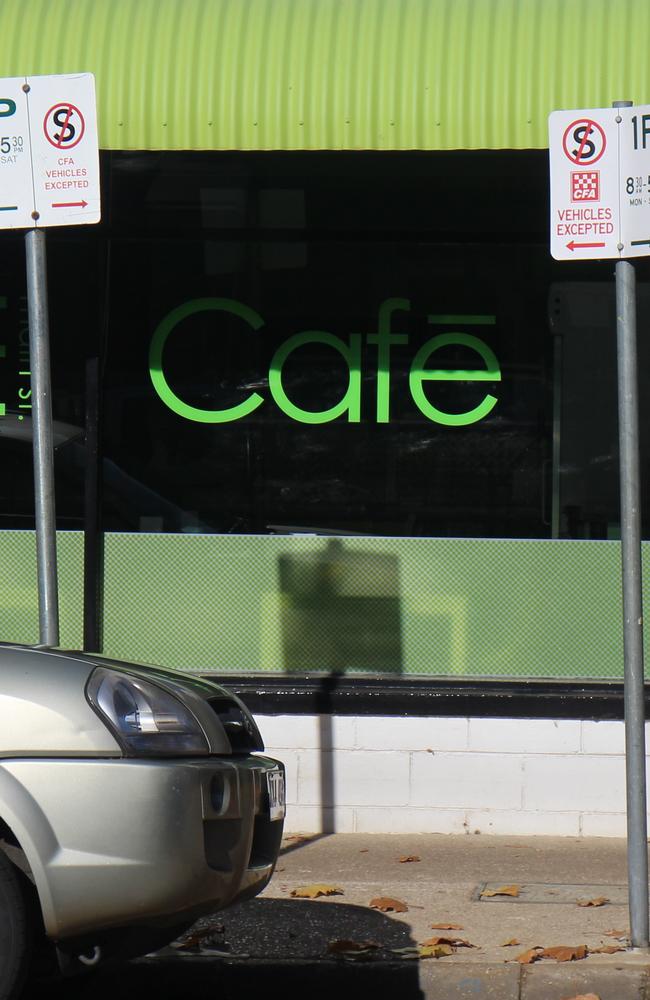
[204,675,643,721]
[93,228,550,244]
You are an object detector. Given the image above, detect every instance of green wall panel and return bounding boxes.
[0,0,649,151]
[0,531,83,650]
[0,531,630,680]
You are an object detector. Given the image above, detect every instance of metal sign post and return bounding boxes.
[550,100,650,948]
[616,252,649,947]
[25,229,59,646]
[0,72,100,645]
[611,98,650,951]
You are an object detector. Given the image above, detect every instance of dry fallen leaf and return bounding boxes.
[398,855,421,863]
[542,944,588,962]
[481,885,520,898]
[560,995,601,1000]
[421,935,474,949]
[369,896,408,913]
[290,884,344,899]
[603,928,628,938]
[588,944,625,955]
[576,896,609,907]
[513,946,544,964]
[360,848,369,853]
[511,944,587,965]
[430,922,464,930]
[501,938,521,947]
[419,943,454,958]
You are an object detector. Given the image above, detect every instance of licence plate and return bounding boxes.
[267,769,285,822]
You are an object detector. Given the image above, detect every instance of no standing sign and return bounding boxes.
[551,101,650,947]
[0,72,100,229]
[549,104,650,260]
[0,71,101,650]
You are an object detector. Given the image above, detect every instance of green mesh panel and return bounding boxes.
[0,530,633,679]
[0,531,83,649]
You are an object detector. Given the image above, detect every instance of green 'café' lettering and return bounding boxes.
[149,297,501,426]
[367,297,409,423]
[269,331,362,423]
[410,330,501,427]
[149,298,265,423]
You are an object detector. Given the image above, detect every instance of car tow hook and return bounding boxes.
[78,945,102,967]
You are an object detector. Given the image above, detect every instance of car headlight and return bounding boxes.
[86,667,209,756]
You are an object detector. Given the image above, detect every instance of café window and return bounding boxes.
[4,149,645,541]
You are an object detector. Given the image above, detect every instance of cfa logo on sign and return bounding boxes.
[0,99,16,119]
[571,171,600,202]
[149,297,501,427]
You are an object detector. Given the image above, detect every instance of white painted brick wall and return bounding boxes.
[468,718,581,754]
[523,755,627,813]
[464,809,581,837]
[285,805,356,833]
[581,720,627,754]
[297,749,411,806]
[580,813,628,837]
[353,807,468,835]
[410,752,523,810]
[254,713,633,837]
[356,716,468,752]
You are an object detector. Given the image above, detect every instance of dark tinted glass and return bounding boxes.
[1,150,645,538]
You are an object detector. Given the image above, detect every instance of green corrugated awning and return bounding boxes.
[1,0,649,151]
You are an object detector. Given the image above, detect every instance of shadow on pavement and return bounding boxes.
[278,832,329,856]
[23,898,425,1000]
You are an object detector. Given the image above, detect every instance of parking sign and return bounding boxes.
[549,104,650,260]
[0,72,100,229]
[549,108,620,260]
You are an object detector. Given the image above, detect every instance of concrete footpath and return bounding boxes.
[31,833,650,999]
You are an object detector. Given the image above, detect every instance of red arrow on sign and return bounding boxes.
[566,240,606,252]
[51,200,88,209]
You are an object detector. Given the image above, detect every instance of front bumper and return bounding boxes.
[0,754,284,940]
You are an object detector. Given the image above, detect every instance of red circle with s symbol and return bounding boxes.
[43,103,85,150]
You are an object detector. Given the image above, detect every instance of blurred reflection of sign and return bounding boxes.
[277,539,403,674]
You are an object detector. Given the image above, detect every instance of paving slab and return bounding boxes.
[418,962,521,999]
[521,963,648,999]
